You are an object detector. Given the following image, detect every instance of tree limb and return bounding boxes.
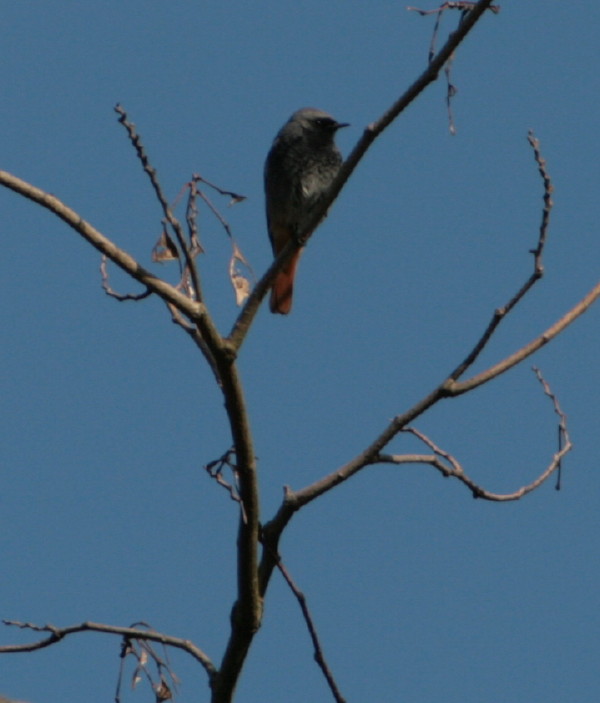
[0,619,217,680]
[449,281,600,394]
[0,170,202,319]
[115,104,203,304]
[227,0,498,350]
[258,125,596,594]
[276,559,346,703]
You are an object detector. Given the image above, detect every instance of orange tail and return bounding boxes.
[270,250,301,314]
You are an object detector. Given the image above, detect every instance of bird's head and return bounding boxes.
[285,107,349,145]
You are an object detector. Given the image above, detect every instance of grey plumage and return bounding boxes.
[264,107,348,314]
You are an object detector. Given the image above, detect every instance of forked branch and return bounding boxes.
[115,104,203,303]
[259,131,597,595]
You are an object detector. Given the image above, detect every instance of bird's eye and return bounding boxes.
[314,117,333,128]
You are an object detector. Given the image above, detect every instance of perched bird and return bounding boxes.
[264,107,348,314]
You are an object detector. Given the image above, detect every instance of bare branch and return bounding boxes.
[210,360,262,701]
[0,159,261,703]
[407,2,499,130]
[0,169,204,322]
[527,130,554,260]
[185,179,205,258]
[293,301,584,507]
[115,104,203,303]
[451,281,600,394]
[448,130,554,381]
[223,6,504,690]
[205,448,247,522]
[532,365,570,491]
[394,412,570,499]
[0,166,232,378]
[262,366,571,588]
[100,255,153,301]
[194,173,247,206]
[407,2,501,19]
[104,120,263,696]
[258,271,596,593]
[258,126,591,592]
[275,558,346,703]
[166,302,223,388]
[227,0,499,350]
[191,176,254,306]
[0,619,217,680]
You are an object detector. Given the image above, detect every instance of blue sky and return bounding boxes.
[2,2,599,702]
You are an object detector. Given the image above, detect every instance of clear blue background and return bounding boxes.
[2,2,599,702]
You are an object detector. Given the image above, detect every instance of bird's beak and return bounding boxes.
[335,122,350,130]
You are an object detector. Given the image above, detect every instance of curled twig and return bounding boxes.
[408,1,501,131]
[391,395,571,499]
[100,256,153,301]
[205,448,247,522]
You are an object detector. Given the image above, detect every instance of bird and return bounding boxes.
[264,107,348,314]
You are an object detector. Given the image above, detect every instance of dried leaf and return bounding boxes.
[152,229,180,262]
[228,242,252,306]
[154,677,173,702]
[189,233,204,257]
[231,273,251,306]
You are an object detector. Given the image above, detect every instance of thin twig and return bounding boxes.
[275,558,346,703]
[191,178,254,307]
[389,412,570,499]
[0,619,217,680]
[205,448,247,522]
[185,178,205,259]
[532,366,570,490]
[527,131,554,260]
[0,169,205,321]
[100,255,153,301]
[444,59,458,134]
[114,104,202,303]
[448,130,554,382]
[407,2,501,17]
[451,281,600,394]
[194,174,247,205]
[195,184,236,240]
